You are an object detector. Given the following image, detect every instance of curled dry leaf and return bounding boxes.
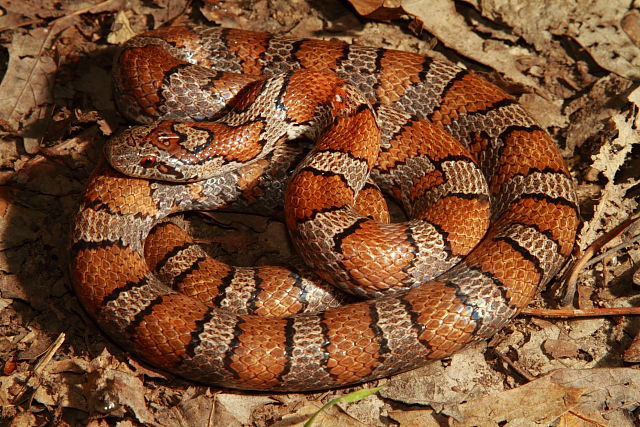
[577,106,640,252]
[85,350,155,424]
[107,10,137,44]
[621,10,640,46]
[344,0,404,21]
[380,343,505,417]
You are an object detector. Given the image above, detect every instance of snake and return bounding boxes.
[70,25,579,391]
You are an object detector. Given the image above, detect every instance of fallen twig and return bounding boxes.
[558,210,640,305]
[522,306,640,318]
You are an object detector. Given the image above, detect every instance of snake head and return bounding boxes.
[105,121,233,182]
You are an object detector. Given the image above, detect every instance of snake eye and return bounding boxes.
[139,155,157,168]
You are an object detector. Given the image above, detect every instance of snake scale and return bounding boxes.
[71,25,579,391]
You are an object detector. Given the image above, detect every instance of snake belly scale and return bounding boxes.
[70,25,579,391]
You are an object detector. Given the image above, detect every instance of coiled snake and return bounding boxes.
[71,25,579,391]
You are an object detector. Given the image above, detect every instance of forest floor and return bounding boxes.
[1,0,639,425]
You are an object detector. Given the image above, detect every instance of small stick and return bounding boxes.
[560,211,640,305]
[493,349,536,382]
[522,306,640,318]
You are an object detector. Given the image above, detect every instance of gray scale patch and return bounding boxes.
[446,103,536,180]
[195,27,245,73]
[302,151,370,192]
[497,223,564,285]
[221,75,288,125]
[217,267,259,315]
[149,173,241,212]
[441,160,489,196]
[386,156,436,210]
[336,45,382,101]
[369,170,396,196]
[199,175,244,208]
[294,208,365,292]
[160,67,230,121]
[100,275,172,333]
[437,264,518,338]
[374,104,413,147]
[404,218,460,283]
[493,171,576,218]
[261,37,303,76]
[73,209,155,254]
[391,155,436,181]
[368,297,432,378]
[280,313,334,389]
[395,59,463,118]
[447,103,535,144]
[293,270,348,313]
[304,104,334,141]
[181,308,241,384]
[407,159,489,218]
[157,244,205,283]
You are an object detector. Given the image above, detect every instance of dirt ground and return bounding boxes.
[1,0,640,425]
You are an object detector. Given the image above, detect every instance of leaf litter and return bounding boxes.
[1,0,639,425]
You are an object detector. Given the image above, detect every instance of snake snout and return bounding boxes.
[105,124,161,176]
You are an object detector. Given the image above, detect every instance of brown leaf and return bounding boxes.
[345,0,404,21]
[402,0,543,93]
[543,338,579,359]
[622,10,640,47]
[0,28,56,132]
[215,393,277,426]
[85,350,156,424]
[380,343,504,415]
[106,11,137,45]
[274,400,365,427]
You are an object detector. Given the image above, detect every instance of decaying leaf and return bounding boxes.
[107,10,137,44]
[403,0,542,91]
[577,91,640,252]
[389,368,640,426]
[0,28,56,132]
[380,343,504,416]
[85,350,155,424]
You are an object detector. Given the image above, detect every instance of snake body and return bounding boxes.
[71,25,579,391]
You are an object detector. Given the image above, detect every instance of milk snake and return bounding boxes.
[71,25,579,391]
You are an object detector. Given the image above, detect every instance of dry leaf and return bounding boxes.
[345,0,404,20]
[577,98,640,251]
[380,343,504,417]
[215,393,276,425]
[86,350,155,424]
[459,1,640,79]
[273,400,366,427]
[107,11,137,44]
[0,28,56,132]
[402,0,542,92]
[389,368,640,426]
[388,409,441,427]
[543,338,579,359]
[570,3,640,79]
